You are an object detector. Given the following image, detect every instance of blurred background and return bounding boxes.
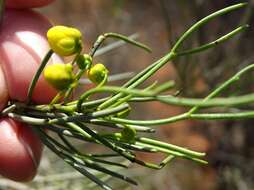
[2,0,254,189]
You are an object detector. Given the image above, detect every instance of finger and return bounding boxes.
[0,9,62,104]
[0,9,62,182]
[6,0,55,9]
[0,118,42,181]
[0,65,8,111]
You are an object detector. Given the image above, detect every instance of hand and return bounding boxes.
[6,0,55,9]
[0,0,60,181]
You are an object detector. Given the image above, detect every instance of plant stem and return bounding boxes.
[176,25,249,57]
[188,62,254,115]
[171,3,247,52]
[98,3,247,110]
[27,50,53,104]
[98,53,176,110]
[90,32,151,57]
[137,137,205,157]
[131,93,254,108]
[77,85,161,111]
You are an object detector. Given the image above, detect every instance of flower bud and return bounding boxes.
[44,63,74,90]
[47,26,82,56]
[121,125,136,143]
[87,63,108,84]
[77,54,92,70]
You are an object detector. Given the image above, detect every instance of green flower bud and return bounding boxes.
[47,25,82,56]
[77,54,92,70]
[121,125,136,143]
[44,63,74,90]
[87,63,108,84]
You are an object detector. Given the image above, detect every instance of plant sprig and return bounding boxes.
[1,3,251,190]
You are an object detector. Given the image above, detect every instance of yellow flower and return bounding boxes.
[44,63,74,90]
[47,26,82,56]
[87,63,108,84]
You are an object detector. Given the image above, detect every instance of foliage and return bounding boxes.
[0,3,251,190]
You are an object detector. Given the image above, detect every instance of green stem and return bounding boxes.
[33,98,108,113]
[137,137,205,157]
[176,25,249,57]
[7,113,47,125]
[98,3,247,110]
[76,154,128,168]
[89,120,155,133]
[63,67,84,102]
[90,104,129,118]
[71,46,82,66]
[151,93,254,108]
[188,62,254,115]
[35,128,113,190]
[77,85,158,111]
[106,81,159,109]
[27,50,53,104]
[106,113,189,126]
[190,111,254,120]
[47,104,132,126]
[0,104,16,115]
[171,3,247,52]
[50,90,65,105]
[135,142,207,164]
[90,32,151,57]
[106,110,254,126]
[98,53,176,110]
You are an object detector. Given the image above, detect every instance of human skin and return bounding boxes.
[0,0,58,181]
[6,0,55,9]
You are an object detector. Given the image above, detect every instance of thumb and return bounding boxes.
[6,0,55,9]
[0,9,61,103]
[0,9,62,181]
